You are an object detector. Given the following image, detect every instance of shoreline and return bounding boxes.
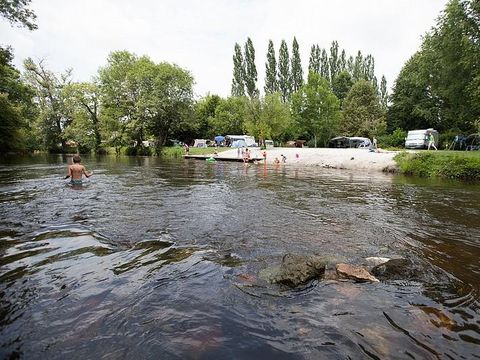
[214,147,399,172]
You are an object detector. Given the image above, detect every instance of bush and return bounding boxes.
[394,151,480,180]
[124,146,153,156]
[378,128,407,148]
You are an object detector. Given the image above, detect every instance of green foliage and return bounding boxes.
[394,151,480,180]
[0,47,35,152]
[63,82,103,153]
[377,128,406,148]
[291,72,341,147]
[210,96,248,135]
[319,49,330,82]
[264,40,278,94]
[290,37,303,92]
[194,94,222,139]
[329,41,339,81]
[342,80,386,138]
[244,38,258,98]
[231,43,246,97]
[23,58,73,152]
[0,0,37,30]
[331,71,353,104]
[278,40,291,102]
[98,50,194,156]
[308,44,320,74]
[388,0,480,134]
[244,93,291,144]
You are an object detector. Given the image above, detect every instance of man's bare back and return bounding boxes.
[65,155,92,181]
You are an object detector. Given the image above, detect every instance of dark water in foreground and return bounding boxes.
[0,154,479,359]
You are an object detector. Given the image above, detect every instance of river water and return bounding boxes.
[0,154,479,359]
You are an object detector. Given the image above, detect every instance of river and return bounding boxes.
[0,154,479,359]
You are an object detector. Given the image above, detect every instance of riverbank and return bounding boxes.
[212,147,398,172]
[395,151,480,180]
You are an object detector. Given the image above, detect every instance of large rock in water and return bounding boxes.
[371,258,450,283]
[336,263,379,283]
[266,254,329,287]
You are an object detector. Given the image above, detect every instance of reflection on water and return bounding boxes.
[0,154,479,359]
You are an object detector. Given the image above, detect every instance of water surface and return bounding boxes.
[0,154,479,359]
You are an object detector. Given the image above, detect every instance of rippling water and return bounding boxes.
[0,154,479,359]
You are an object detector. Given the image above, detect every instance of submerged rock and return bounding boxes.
[263,254,330,287]
[371,258,450,283]
[335,263,379,283]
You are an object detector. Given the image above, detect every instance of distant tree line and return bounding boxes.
[1,0,479,154]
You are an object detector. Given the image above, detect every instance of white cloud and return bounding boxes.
[1,0,447,97]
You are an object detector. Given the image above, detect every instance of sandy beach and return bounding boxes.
[216,147,399,172]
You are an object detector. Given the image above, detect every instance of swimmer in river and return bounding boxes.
[64,155,93,185]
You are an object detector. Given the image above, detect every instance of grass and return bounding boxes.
[394,150,480,180]
[187,147,230,155]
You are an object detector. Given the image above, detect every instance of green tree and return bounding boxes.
[380,75,388,109]
[308,44,320,73]
[387,52,439,132]
[142,62,194,154]
[264,40,278,94]
[195,94,222,140]
[0,47,35,152]
[0,0,37,30]
[98,51,141,154]
[329,41,340,82]
[352,51,364,82]
[388,0,480,133]
[278,40,291,102]
[244,37,258,98]
[290,37,303,92]
[244,93,291,145]
[231,43,246,97]
[332,70,353,105]
[210,96,247,135]
[291,72,341,147]
[24,58,73,152]
[320,49,330,82]
[64,82,103,153]
[342,80,386,138]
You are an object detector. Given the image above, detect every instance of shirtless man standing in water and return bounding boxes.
[64,155,93,184]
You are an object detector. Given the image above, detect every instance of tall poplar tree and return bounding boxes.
[290,37,304,92]
[339,49,347,72]
[329,41,340,82]
[380,75,388,109]
[231,43,245,97]
[244,37,258,98]
[278,40,291,102]
[264,39,278,94]
[352,51,364,82]
[308,44,320,73]
[320,49,330,82]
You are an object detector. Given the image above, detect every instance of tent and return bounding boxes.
[214,135,225,145]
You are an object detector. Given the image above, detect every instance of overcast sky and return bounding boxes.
[1,0,447,98]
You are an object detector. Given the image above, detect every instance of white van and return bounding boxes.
[405,129,439,149]
[265,140,274,148]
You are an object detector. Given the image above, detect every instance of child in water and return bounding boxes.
[65,155,93,184]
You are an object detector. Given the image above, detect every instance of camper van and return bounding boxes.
[405,129,438,149]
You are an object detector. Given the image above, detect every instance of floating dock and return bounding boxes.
[184,155,264,163]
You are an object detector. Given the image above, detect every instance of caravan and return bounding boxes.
[225,135,257,147]
[405,129,438,149]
